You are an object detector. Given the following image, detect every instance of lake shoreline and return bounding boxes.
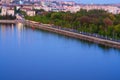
[0,19,120,49]
[0,20,16,24]
[23,20,120,49]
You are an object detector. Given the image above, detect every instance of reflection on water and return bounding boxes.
[0,23,120,52]
[0,23,24,46]
[27,26,120,52]
[0,23,120,80]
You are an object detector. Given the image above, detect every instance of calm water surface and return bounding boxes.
[0,23,120,80]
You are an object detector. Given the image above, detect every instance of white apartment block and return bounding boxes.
[7,9,15,16]
[1,7,7,16]
[1,6,15,16]
[26,10,35,16]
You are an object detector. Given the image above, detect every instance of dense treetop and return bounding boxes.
[25,9,120,39]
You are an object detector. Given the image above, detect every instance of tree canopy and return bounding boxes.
[25,9,120,39]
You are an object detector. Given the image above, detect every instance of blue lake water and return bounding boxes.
[0,23,120,80]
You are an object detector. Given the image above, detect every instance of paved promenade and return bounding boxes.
[0,19,120,49]
[23,20,120,49]
[0,20,17,23]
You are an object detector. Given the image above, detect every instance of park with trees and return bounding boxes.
[25,9,120,40]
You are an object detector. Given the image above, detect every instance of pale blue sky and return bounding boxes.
[64,0,120,4]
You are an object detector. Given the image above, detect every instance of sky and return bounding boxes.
[64,0,120,4]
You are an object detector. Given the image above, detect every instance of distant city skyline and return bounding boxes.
[11,0,120,4]
[62,0,120,4]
